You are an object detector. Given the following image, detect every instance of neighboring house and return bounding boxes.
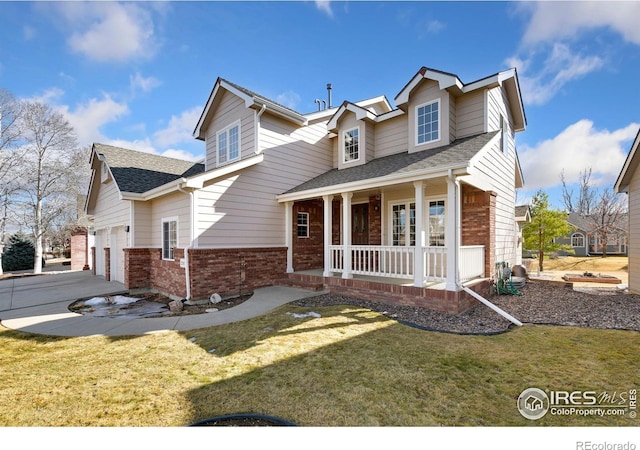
[85,66,526,313]
[555,212,628,257]
[614,127,640,293]
[514,205,531,265]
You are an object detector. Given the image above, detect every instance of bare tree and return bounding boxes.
[13,101,79,273]
[561,167,596,215]
[0,89,25,275]
[586,187,627,258]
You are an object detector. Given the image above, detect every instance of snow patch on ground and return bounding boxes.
[287,311,321,319]
[84,296,140,306]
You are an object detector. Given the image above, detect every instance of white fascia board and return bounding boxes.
[356,95,393,113]
[185,153,264,189]
[394,73,423,106]
[615,128,640,193]
[253,98,307,126]
[276,164,469,203]
[395,70,463,106]
[193,81,224,140]
[327,103,377,131]
[304,107,339,122]
[120,179,186,202]
[375,108,404,123]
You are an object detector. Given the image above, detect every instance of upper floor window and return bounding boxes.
[416,99,440,145]
[500,115,509,155]
[216,121,240,166]
[343,127,360,163]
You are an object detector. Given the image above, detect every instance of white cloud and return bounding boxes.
[276,90,301,110]
[315,1,333,18]
[519,120,640,191]
[52,2,158,63]
[60,95,130,146]
[23,25,36,40]
[425,20,445,34]
[160,149,203,162]
[507,44,604,106]
[153,107,202,147]
[521,2,640,46]
[130,72,162,95]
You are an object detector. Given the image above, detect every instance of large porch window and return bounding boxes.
[428,200,445,246]
[391,202,415,246]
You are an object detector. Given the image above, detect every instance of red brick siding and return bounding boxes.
[284,273,489,313]
[124,248,152,290]
[150,248,187,299]
[461,186,496,280]
[189,247,287,300]
[368,195,382,245]
[104,248,110,281]
[292,199,324,271]
[70,228,88,271]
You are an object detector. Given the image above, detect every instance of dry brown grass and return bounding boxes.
[540,256,628,273]
[1,303,638,427]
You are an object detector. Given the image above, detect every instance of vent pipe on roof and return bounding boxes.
[314,99,326,111]
[327,83,332,109]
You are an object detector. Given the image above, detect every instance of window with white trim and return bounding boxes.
[428,200,445,246]
[391,202,415,246]
[416,99,440,145]
[500,115,509,155]
[297,212,309,238]
[342,127,360,163]
[216,121,240,166]
[162,218,177,260]
[571,233,584,248]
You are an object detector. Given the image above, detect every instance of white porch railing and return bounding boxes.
[459,245,485,282]
[329,244,484,284]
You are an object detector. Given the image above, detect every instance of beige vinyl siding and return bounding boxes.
[627,167,640,293]
[204,90,255,170]
[456,90,486,138]
[375,114,408,158]
[408,80,451,153]
[472,87,518,266]
[132,201,153,247]
[365,121,375,163]
[92,179,130,231]
[150,192,191,249]
[196,112,333,248]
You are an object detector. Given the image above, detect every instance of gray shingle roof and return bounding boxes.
[515,205,530,218]
[94,143,205,194]
[284,131,498,195]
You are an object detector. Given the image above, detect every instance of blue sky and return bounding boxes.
[1,1,639,209]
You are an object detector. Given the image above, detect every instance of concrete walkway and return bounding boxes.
[0,271,324,337]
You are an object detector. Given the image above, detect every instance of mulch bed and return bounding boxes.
[293,280,640,335]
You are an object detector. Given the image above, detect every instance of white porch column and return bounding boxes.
[323,195,333,277]
[285,201,294,273]
[341,192,353,279]
[445,174,458,290]
[413,181,424,287]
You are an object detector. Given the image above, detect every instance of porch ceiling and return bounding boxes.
[278,131,498,201]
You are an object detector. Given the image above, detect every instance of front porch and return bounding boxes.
[281,269,492,314]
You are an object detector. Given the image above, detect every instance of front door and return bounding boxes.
[352,204,369,245]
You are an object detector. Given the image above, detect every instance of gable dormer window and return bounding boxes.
[342,126,360,163]
[216,120,240,166]
[416,99,440,145]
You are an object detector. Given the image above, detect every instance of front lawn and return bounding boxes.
[0,304,638,426]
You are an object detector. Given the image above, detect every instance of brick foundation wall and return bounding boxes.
[293,199,324,271]
[104,248,110,281]
[189,247,287,300]
[124,248,153,290]
[284,272,489,314]
[461,186,496,280]
[150,248,187,299]
[70,228,88,271]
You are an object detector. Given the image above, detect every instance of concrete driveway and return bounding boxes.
[0,270,126,312]
[0,270,323,337]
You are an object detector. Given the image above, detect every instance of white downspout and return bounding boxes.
[177,184,194,300]
[449,171,522,327]
[255,104,267,154]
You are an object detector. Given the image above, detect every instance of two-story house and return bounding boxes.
[85,66,526,313]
